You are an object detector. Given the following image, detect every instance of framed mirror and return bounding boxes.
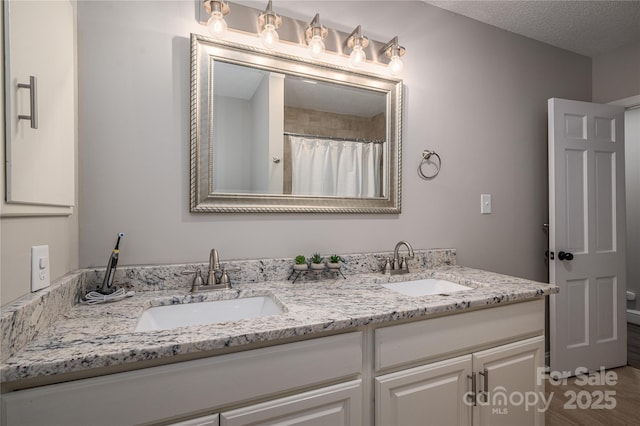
[190,33,403,213]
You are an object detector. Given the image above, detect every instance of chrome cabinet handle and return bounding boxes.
[467,372,477,406]
[17,76,38,129]
[479,368,489,403]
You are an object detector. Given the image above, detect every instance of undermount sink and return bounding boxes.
[135,296,284,332]
[381,278,472,297]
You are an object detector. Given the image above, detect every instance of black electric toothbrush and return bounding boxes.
[98,232,124,294]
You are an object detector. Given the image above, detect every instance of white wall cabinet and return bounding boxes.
[2,0,75,216]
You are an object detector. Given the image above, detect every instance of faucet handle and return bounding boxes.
[383,258,392,275]
[221,264,241,273]
[182,268,205,288]
[219,269,232,288]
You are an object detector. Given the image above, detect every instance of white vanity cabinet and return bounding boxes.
[376,354,473,425]
[219,380,362,425]
[374,300,545,426]
[169,380,362,426]
[170,414,219,426]
[1,299,547,426]
[1,333,363,426]
[472,337,545,425]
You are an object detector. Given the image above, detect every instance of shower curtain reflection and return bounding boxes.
[289,136,383,197]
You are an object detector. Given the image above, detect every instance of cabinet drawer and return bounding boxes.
[221,380,362,426]
[375,299,544,371]
[1,332,363,426]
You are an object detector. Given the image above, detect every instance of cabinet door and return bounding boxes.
[220,380,362,426]
[473,336,545,426]
[3,0,75,213]
[376,355,472,426]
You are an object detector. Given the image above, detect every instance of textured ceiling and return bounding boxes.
[424,1,640,57]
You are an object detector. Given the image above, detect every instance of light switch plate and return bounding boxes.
[31,245,51,292]
[481,194,492,214]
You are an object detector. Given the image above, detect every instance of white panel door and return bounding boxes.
[472,336,545,426]
[4,0,75,207]
[375,355,472,426]
[548,98,627,377]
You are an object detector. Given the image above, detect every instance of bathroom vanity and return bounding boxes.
[0,250,556,425]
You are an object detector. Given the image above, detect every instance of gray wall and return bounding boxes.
[75,1,591,283]
[1,217,79,304]
[592,40,640,103]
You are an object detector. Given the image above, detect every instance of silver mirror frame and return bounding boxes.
[190,33,403,213]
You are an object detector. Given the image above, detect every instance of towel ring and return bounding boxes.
[418,150,441,179]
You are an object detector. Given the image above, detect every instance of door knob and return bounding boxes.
[558,251,574,261]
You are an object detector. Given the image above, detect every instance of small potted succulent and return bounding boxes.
[310,253,325,271]
[293,254,308,271]
[327,254,342,270]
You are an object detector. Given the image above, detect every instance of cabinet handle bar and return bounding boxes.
[17,76,38,129]
[479,368,489,403]
[467,372,477,406]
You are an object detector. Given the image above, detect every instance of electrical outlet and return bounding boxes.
[31,245,51,292]
[481,194,492,214]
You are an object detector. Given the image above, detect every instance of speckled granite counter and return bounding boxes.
[0,250,558,389]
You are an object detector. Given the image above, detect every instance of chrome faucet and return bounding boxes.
[385,240,415,275]
[208,248,221,285]
[183,248,234,292]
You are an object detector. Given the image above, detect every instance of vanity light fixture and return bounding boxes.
[346,25,369,68]
[203,0,230,39]
[258,0,282,49]
[382,36,406,76]
[305,14,328,59]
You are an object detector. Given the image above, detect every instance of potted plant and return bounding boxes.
[327,254,342,269]
[310,253,325,271]
[293,254,308,271]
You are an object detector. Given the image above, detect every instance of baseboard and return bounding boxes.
[627,309,640,326]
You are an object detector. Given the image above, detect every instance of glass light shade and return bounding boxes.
[388,55,404,76]
[260,24,279,49]
[308,35,325,59]
[349,45,366,67]
[207,11,228,38]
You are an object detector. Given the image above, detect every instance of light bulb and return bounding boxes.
[388,55,404,76]
[349,45,366,67]
[207,11,227,38]
[260,24,279,49]
[308,35,325,59]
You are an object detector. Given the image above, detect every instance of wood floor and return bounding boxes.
[546,324,640,425]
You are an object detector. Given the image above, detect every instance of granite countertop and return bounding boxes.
[0,265,558,386]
